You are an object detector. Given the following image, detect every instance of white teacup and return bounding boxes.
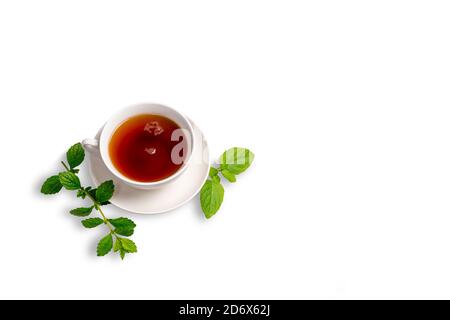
[82,103,194,190]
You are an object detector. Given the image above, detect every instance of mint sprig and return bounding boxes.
[41,142,137,260]
[200,147,254,219]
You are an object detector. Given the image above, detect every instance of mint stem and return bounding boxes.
[61,161,70,171]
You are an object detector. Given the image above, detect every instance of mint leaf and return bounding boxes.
[113,237,136,259]
[221,169,236,183]
[59,172,81,190]
[109,217,136,237]
[209,167,218,178]
[66,143,85,169]
[86,188,110,205]
[109,217,136,229]
[115,227,134,237]
[219,147,254,175]
[120,238,137,253]
[41,175,63,194]
[97,233,113,256]
[69,206,94,217]
[113,238,122,252]
[81,218,104,228]
[200,179,225,219]
[96,180,114,203]
[212,175,220,184]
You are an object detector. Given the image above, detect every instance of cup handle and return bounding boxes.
[82,138,99,153]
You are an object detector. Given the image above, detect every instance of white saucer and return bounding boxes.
[87,120,210,214]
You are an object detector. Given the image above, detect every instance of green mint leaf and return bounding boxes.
[115,227,134,237]
[95,180,114,204]
[200,179,225,219]
[81,218,104,228]
[113,238,122,252]
[66,143,85,169]
[219,147,254,175]
[109,217,136,229]
[109,217,136,237]
[120,249,126,260]
[87,188,111,205]
[41,175,63,194]
[69,206,94,217]
[97,233,113,256]
[212,175,221,184]
[59,172,81,190]
[120,238,137,253]
[221,169,236,183]
[209,167,218,178]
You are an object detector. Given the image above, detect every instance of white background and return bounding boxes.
[0,1,449,299]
